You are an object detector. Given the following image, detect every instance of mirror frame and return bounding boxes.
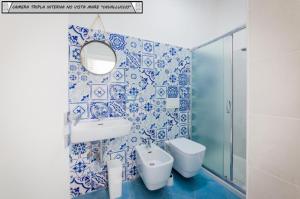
[80,40,117,75]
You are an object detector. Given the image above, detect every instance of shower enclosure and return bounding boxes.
[191,27,247,192]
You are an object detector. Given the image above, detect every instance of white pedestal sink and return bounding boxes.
[70,118,132,143]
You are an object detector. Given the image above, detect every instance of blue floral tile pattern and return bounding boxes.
[169,74,177,84]
[70,102,88,119]
[142,40,154,54]
[126,85,139,101]
[109,34,126,50]
[109,84,126,101]
[128,102,139,113]
[68,25,191,198]
[156,59,166,69]
[179,112,189,124]
[157,128,167,141]
[179,99,190,112]
[169,47,177,56]
[155,86,167,99]
[125,50,141,69]
[179,73,189,86]
[72,143,87,155]
[179,86,190,99]
[108,101,126,117]
[180,125,189,137]
[167,86,179,98]
[142,55,154,68]
[111,68,125,83]
[69,46,81,62]
[90,84,108,100]
[90,102,108,119]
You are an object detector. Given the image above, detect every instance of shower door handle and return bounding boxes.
[226,100,232,114]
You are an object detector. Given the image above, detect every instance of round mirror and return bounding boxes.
[80,41,116,75]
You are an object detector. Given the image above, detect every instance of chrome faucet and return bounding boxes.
[68,112,83,126]
[146,138,151,149]
[74,114,82,126]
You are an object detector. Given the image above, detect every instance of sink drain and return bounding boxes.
[149,162,155,166]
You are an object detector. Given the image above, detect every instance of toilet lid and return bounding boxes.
[169,138,206,155]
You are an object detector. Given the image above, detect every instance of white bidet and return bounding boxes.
[136,144,174,190]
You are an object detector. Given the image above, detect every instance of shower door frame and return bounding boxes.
[191,25,246,194]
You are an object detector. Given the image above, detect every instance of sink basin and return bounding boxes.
[70,118,132,143]
[136,144,174,190]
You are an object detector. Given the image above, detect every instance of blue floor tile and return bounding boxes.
[75,169,242,199]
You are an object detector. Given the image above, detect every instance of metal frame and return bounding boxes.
[202,166,246,197]
[80,40,117,75]
[191,25,246,51]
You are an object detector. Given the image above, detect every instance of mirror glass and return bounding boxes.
[80,41,116,75]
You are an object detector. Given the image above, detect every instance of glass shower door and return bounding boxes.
[232,29,247,190]
[191,36,233,179]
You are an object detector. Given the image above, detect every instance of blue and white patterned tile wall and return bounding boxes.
[68,25,191,198]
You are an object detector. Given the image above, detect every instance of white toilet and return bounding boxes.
[165,138,206,178]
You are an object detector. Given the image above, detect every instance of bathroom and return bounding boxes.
[0,0,299,199]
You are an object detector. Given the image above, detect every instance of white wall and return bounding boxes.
[0,15,70,199]
[247,0,300,198]
[213,0,247,40]
[69,0,247,49]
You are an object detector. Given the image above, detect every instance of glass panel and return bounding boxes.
[191,36,232,178]
[223,36,233,180]
[232,29,247,190]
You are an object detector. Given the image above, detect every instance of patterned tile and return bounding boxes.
[156,128,167,141]
[125,50,141,69]
[69,45,81,63]
[126,101,139,114]
[109,33,126,51]
[179,86,190,99]
[69,82,90,103]
[126,163,138,180]
[69,73,78,83]
[126,85,139,101]
[179,99,189,112]
[90,102,108,119]
[180,125,189,137]
[69,25,89,46]
[167,86,179,98]
[168,74,177,84]
[108,101,126,117]
[69,102,88,119]
[125,68,141,86]
[142,40,154,54]
[68,25,191,197]
[155,86,167,99]
[90,84,108,100]
[111,68,125,83]
[89,170,107,191]
[167,123,180,139]
[109,84,126,101]
[155,59,166,69]
[142,54,154,68]
[179,73,189,86]
[179,112,189,124]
